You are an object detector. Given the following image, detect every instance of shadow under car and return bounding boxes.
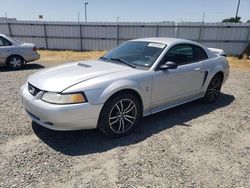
[0,63,44,72]
[32,93,235,156]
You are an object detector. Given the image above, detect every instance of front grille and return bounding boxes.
[28,83,41,96]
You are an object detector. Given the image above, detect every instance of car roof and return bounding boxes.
[0,34,7,37]
[130,37,198,45]
[130,37,216,59]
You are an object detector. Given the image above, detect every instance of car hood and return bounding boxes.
[28,60,131,92]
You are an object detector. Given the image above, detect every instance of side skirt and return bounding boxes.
[145,93,204,116]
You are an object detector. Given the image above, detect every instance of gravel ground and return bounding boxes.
[0,59,250,188]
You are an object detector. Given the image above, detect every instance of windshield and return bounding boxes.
[101,41,166,68]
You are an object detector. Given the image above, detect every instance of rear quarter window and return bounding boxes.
[193,45,208,61]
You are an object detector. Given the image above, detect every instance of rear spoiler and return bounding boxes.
[208,48,227,57]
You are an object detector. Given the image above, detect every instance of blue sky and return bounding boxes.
[0,0,249,22]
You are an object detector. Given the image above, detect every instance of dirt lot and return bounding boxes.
[0,51,250,188]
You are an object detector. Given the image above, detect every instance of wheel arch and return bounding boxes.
[73,78,152,116]
[94,79,148,109]
[207,70,224,86]
[6,54,25,64]
[103,88,144,115]
[203,62,226,92]
[213,71,224,81]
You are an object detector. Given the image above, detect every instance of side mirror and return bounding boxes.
[160,61,177,70]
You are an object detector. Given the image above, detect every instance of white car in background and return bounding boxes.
[0,34,40,69]
[22,38,229,137]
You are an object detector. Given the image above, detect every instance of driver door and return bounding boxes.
[151,44,207,109]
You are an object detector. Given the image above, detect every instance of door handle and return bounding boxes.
[194,67,201,71]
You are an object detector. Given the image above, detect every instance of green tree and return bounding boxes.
[222,17,242,23]
[247,20,250,23]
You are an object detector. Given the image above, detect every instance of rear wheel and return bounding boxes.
[98,93,141,137]
[6,56,24,69]
[203,74,223,103]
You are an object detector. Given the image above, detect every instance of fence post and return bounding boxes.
[239,25,250,58]
[244,25,250,55]
[43,23,48,49]
[175,23,179,38]
[156,25,159,37]
[116,24,120,46]
[198,22,204,42]
[80,24,83,51]
[7,22,12,37]
[246,25,250,44]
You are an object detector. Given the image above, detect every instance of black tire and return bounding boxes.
[203,74,223,103]
[98,93,141,137]
[6,55,24,69]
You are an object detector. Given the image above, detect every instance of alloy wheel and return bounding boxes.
[207,77,221,101]
[109,99,137,134]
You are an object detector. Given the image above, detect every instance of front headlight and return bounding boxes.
[41,92,86,104]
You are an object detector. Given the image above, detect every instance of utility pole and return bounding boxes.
[84,2,88,22]
[235,0,240,22]
[117,16,120,23]
[78,12,80,23]
[202,12,205,22]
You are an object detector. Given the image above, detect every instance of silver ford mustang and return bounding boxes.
[21,38,229,137]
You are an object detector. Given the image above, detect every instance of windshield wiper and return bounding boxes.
[110,58,136,68]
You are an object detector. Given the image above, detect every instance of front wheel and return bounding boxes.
[98,93,141,137]
[203,75,223,103]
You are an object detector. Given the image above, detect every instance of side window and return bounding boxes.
[0,38,3,46]
[0,37,12,47]
[162,44,195,65]
[161,44,208,66]
[193,45,208,61]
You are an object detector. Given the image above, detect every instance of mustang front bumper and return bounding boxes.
[21,84,103,131]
